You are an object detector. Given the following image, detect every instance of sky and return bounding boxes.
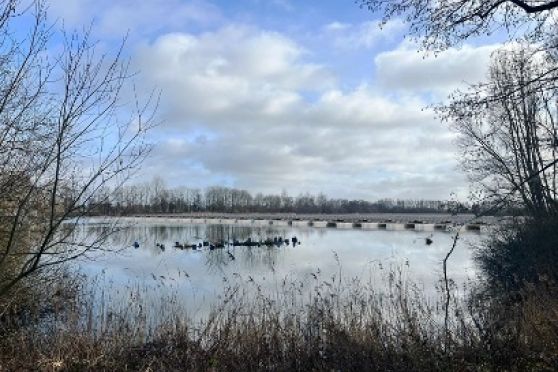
[45,0,502,201]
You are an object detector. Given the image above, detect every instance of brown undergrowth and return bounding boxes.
[0,263,557,372]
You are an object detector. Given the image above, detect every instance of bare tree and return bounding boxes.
[0,1,157,297]
[358,0,558,51]
[440,45,558,218]
[359,0,558,102]
[358,0,558,214]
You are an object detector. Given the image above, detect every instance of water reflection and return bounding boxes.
[75,219,480,324]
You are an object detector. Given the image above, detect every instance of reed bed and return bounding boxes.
[1,262,557,371]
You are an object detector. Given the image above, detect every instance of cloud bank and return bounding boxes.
[46,1,499,200]
[133,26,496,199]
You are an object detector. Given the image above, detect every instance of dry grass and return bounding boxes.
[1,264,557,372]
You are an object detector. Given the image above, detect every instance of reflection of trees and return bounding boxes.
[204,245,281,273]
[74,224,124,250]
[204,225,291,243]
[81,222,317,267]
[206,225,239,242]
[203,225,289,272]
[84,223,294,244]
[250,226,289,242]
[204,249,231,275]
[237,246,280,272]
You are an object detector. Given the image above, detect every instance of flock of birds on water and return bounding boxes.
[132,236,301,259]
[132,233,433,255]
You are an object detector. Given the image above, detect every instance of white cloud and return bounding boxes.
[375,41,499,95]
[135,26,469,199]
[136,26,335,130]
[43,0,483,199]
[324,20,405,49]
[324,22,350,32]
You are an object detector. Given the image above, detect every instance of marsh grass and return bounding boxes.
[1,259,557,371]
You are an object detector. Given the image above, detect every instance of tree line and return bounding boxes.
[86,177,467,215]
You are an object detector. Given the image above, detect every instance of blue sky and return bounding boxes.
[44,0,503,200]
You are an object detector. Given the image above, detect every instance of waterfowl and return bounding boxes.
[425,235,433,245]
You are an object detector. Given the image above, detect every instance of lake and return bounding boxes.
[74,217,482,327]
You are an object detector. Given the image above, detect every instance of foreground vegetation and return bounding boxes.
[1,222,557,371]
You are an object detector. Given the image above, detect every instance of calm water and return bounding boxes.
[74,218,481,323]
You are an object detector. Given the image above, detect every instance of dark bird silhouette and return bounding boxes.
[425,235,433,245]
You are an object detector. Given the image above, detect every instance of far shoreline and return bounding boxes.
[124,211,499,224]
[87,212,508,233]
